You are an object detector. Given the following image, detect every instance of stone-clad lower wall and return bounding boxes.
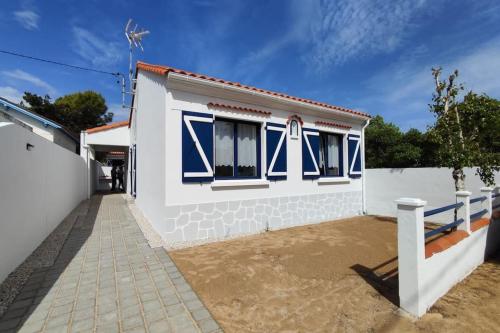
[161,191,362,245]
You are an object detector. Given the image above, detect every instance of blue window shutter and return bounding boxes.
[266,123,287,180]
[182,111,214,183]
[348,134,362,178]
[302,128,320,179]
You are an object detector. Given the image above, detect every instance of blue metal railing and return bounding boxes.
[492,193,499,198]
[493,203,500,210]
[424,202,463,217]
[470,196,486,204]
[470,209,488,222]
[425,218,464,239]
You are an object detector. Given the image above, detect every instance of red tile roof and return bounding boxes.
[136,61,370,119]
[86,120,129,134]
[315,121,352,130]
[207,102,271,116]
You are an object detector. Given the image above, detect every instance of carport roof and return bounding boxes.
[86,120,129,134]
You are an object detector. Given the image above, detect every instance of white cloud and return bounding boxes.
[359,37,500,130]
[306,0,428,70]
[72,27,122,67]
[236,0,428,77]
[0,86,24,103]
[14,10,39,30]
[2,69,57,96]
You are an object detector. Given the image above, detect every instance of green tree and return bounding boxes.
[430,68,499,189]
[21,91,113,135]
[365,115,427,168]
[365,115,402,168]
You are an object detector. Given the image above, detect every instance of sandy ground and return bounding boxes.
[170,216,500,333]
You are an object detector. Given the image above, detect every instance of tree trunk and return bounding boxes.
[452,167,465,191]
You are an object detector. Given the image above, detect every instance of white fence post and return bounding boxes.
[396,197,427,317]
[456,191,471,233]
[480,187,493,219]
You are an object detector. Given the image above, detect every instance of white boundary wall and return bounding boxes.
[367,168,500,223]
[397,189,500,317]
[0,123,87,283]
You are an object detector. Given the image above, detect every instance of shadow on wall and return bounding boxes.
[0,195,103,331]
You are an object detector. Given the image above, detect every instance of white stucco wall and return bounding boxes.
[84,125,130,147]
[366,168,500,223]
[132,70,368,246]
[0,122,87,283]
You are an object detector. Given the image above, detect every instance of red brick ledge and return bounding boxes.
[315,121,352,130]
[207,102,271,116]
[471,218,490,232]
[425,230,469,259]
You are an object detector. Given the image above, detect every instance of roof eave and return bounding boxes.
[166,72,371,121]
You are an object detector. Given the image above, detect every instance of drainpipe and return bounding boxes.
[361,119,370,214]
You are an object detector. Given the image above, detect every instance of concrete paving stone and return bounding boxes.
[44,324,69,333]
[96,322,119,333]
[121,314,144,330]
[72,309,94,322]
[198,318,220,333]
[191,308,211,321]
[53,296,74,307]
[143,308,165,325]
[171,277,187,286]
[98,302,117,315]
[120,304,142,318]
[142,300,162,312]
[165,304,186,318]
[184,299,204,311]
[169,313,197,332]
[17,320,45,333]
[97,310,118,326]
[161,295,181,307]
[123,325,147,333]
[179,291,198,302]
[50,304,73,317]
[138,291,157,302]
[71,315,95,330]
[175,283,192,293]
[148,319,171,333]
[167,271,182,280]
[46,312,71,328]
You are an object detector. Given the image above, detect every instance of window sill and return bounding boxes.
[317,177,350,184]
[211,179,270,189]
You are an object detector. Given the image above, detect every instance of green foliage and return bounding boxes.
[21,91,113,135]
[365,115,438,168]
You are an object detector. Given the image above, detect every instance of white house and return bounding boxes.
[80,121,130,196]
[129,61,371,246]
[0,97,79,153]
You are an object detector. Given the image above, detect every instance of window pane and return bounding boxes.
[319,134,326,176]
[326,135,340,176]
[215,120,234,177]
[237,123,257,177]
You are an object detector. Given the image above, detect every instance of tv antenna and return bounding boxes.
[123,18,150,108]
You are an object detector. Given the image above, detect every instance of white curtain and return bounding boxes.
[327,135,339,168]
[215,121,234,167]
[237,123,257,167]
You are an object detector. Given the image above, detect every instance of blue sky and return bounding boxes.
[1,0,500,130]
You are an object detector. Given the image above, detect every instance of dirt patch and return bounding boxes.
[170,216,500,332]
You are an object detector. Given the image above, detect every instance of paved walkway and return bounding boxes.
[0,194,221,333]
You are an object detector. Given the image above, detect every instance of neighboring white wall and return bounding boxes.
[366,168,500,223]
[133,70,366,246]
[85,126,130,146]
[0,122,87,283]
[53,129,77,153]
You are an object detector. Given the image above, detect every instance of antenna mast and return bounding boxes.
[124,18,150,108]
